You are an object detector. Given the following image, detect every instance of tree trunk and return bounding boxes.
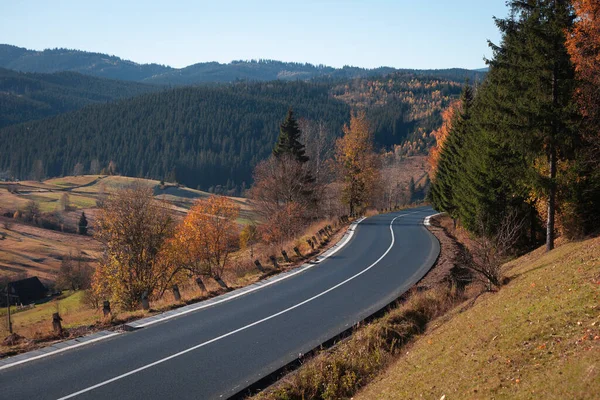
[546,145,557,251]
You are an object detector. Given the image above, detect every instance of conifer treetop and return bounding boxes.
[273,108,309,163]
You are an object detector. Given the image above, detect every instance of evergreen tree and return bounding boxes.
[273,109,309,163]
[486,0,577,250]
[430,84,474,219]
[78,211,88,235]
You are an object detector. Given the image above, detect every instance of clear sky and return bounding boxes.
[1,0,508,70]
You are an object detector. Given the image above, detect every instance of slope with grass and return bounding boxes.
[0,175,253,282]
[356,236,600,399]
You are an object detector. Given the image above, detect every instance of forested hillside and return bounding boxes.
[0,68,162,128]
[429,0,600,252]
[0,72,465,192]
[0,44,486,85]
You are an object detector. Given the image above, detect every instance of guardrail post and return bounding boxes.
[281,250,290,262]
[254,259,265,272]
[307,238,314,250]
[269,255,279,269]
[141,291,150,311]
[195,277,207,292]
[293,246,303,258]
[52,312,63,334]
[102,300,111,317]
[172,285,181,302]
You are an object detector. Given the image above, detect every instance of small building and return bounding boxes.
[1,276,48,306]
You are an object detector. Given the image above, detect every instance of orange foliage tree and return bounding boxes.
[566,0,600,158]
[169,195,240,288]
[428,100,460,177]
[93,185,176,310]
[334,110,381,215]
[248,155,315,244]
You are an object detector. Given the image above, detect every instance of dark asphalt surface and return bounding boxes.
[0,206,439,400]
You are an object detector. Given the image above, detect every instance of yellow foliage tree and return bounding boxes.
[172,195,240,288]
[93,185,176,310]
[334,110,381,215]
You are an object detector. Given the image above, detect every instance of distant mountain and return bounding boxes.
[0,67,162,128]
[0,45,172,81]
[0,44,487,85]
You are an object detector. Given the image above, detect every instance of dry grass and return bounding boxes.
[0,218,102,282]
[356,236,600,400]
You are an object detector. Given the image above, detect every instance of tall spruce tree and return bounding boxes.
[273,108,309,163]
[486,0,577,251]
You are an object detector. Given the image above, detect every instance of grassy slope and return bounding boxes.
[357,237,600,399]
[0,175,252,281]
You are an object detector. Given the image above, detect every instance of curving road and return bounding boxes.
[0,206,439,400]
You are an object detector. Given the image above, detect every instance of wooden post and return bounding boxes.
[172,285,181,302]
[254,259,265,272]
[214,277,228,289]
[312,236,319,247]
[307,239,314,250]
[102,300,111,317]
[293,246,303,258]
[281,250,290,263]
[195,277,207,292]
[6,285,12,334]
[269,255,279,269]
[141,291,150,311]
[52,312,63,334]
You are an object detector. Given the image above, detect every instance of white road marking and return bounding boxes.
[57,211,417,400]
[0,332,122,372]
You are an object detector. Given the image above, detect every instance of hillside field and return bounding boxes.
[0,175,253,282]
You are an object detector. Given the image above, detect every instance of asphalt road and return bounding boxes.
[0,206,440,400]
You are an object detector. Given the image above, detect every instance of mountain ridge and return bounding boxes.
[0,44,487,85]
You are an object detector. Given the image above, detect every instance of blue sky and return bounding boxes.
[1,0,508,69]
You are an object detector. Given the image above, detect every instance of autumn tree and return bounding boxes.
[58,192,70,212]
[299,118,334,184]
[240,223,259,260]
[170,195,240,288]
[334,110,380,215]
[249,155,316,243]
[566,0,600,155]
[56,251,93,291]
[565,0,600,232]
[73,162,85,176]
[428,100,460,178]
[93,185,176,310]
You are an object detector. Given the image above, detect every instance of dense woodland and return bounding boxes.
[0,68,161,127]
[0,72,470,192]
[430,0,600,255]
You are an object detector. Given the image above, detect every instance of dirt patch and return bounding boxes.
[418,214,472,290]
